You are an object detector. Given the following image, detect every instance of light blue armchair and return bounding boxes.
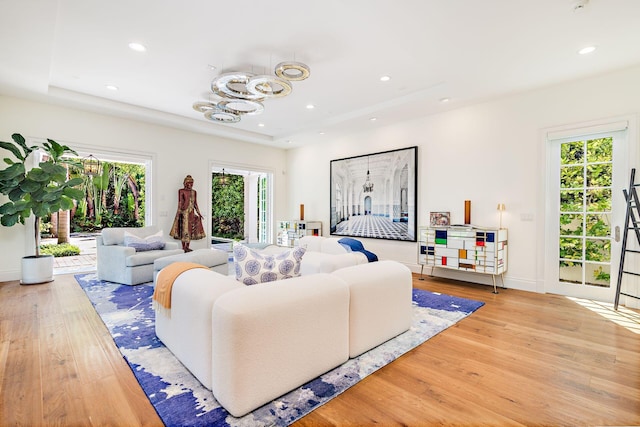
[96,226,183,285]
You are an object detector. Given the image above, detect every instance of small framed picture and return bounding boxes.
[430,212,450,226]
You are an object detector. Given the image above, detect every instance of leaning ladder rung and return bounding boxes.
[615,168,640,310]
[622,270,640,277]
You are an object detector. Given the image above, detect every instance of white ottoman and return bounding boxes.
[332,260,413,358]
[153,248,228,283]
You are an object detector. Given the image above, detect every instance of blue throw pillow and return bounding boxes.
[361,249,378,262]
[338,237,377,262]
[338,237,365,252]
[124,230,166,252]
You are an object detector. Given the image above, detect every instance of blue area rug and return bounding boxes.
[75,273,484,426]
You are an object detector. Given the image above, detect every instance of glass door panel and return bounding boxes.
[558,137,613,289]
[550,131,627,301]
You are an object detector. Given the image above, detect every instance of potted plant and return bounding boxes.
[0,133,84,284]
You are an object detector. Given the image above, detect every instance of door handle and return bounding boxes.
[615,225,620,242]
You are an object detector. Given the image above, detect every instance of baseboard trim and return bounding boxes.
[407,264,537,293]
[0,269,21,283]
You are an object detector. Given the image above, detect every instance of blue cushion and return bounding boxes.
[338,237,364,252]
[338,237,377,262]
[361,249,378,262]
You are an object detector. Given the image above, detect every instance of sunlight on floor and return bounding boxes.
[566,297,640,334]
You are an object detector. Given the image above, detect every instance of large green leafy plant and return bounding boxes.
[0,133,84,257]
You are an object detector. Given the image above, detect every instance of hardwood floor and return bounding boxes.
[1,273,638,426]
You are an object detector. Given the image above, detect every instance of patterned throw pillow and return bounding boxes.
[124,230,166,252]
[233,244,306,285]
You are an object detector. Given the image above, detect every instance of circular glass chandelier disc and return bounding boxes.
[274,61,310,81]
[204,108,241,123]
[211,72,264,101]
[217,99,265,116]
[192,101,217,113]
[246,75,292,98]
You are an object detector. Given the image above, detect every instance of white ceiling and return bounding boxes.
[1,0,640,149]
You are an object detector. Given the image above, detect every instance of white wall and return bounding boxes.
[3,64,640,298]
[286,64,640,293]
[0,96,288,281]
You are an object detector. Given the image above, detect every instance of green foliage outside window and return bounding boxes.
[39,242,80,257]
[65,161,146,232]
[212,173,244,240]
[559,137,613,284]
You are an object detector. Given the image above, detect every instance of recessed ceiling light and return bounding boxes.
[380,76,391,82]
[440,97,450,103]
[287,140,292,144]
[258,123,265,127]
[370,117,377,122]
[105,85,119,91]
[318,131,325,135]
[572,0,589,11]
[128,42,146,52]
[306,104,315,109]
[578,46,596,55]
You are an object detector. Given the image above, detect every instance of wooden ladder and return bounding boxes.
[614,168,640,310]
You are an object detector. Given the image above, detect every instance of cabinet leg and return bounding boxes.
[419,264,425,280]
[492,275,499,294]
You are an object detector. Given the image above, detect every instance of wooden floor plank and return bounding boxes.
[1,292,44,425]
[1,273,639,426]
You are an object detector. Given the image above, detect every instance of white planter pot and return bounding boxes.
[21,255,54,285]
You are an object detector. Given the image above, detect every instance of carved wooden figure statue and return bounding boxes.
[169,175,205,252]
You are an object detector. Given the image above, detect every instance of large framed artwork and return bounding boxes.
[330,146,418,242]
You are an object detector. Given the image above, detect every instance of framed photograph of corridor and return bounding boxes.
[330,146,418,242]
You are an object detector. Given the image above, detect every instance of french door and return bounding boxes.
[210,165,273,244]
[546,127,629,301]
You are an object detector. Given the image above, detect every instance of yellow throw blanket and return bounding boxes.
[153,262,207,309]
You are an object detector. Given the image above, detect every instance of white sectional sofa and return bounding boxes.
[155,260,412,417]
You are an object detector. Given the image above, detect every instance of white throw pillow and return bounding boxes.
[233,243,306,285]
[123,230,166,252]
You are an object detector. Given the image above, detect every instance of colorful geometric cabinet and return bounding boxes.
[417,226,508,292]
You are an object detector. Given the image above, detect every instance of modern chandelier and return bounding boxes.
[193,61,310,124]
[362,157,374,193]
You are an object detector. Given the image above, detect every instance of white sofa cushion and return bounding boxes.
[320,238,350,254]
[125,250,179,267]
[297,235,325,252]
[153,248,229,283]
[300,251,368,275]
[332,260,413,357]
[155,269,244,389]
[101,225,162,246]
[211,274,350,417]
